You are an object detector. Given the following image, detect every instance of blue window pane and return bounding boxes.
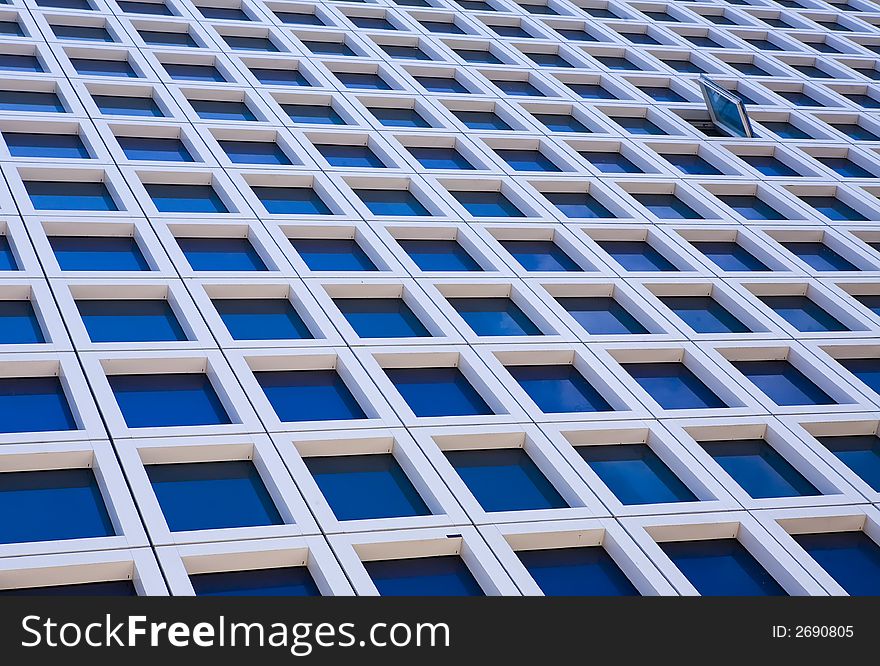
[795,532,880,596]
[303,40,354,56]
[165,63,224,82]
[0,468,113,544]
[451,190,525,217]
[317,143,385,168]
[492,24,531,38]
[0,376,76,433]
[252,186,331,215]
[146,184,227,214]
[509,364,612,413]
[305,454,430,520]
[557,296,649,335]
[578,443,697,504]
[110,373,231,427]
[383,45,429,60]
[545,191,613,218]
[599,240,677,271]
[70,58,136,77]
[275,11,324,25]
[336,298,430,338]
[496,149,560,172]
[661,296,751,333]
[51,236,148,271]
[4,131,89,158]
[219,140,290,165]
[282,103,345,125]
[178,237,266,271]
[0,90,67,113]
[448,297,541,336]
[191,100,254,121]
[337,72,391,90]
[446,448,567,511]
[759,295,848,332]
[250,67,309,86]
[663,153,722,175]
[701,439,819,498]
[214,299,312,341]
[496,79,544,96]
[366,556,483,596]
[518,547,638,596]
[224,35,277,51]
[763,121,811,139]
[583,151,643,174]
[597,56,638,70]
[254,370,366,422]
[0,54,43,72]
[0,236,17,271]
[612,116,664,135]
[818,435,880,491]
[781,241,858,271]
[633,194,701,219]
[117,136,192,162]
[624,363,727,409]
[839,358,880,396]
[641,86,686,102]
[831,123,878,140]
[354,189,430,216]
[691,241,770,272]
[452,110,511,130]
[0,20,24,36]
[733,360,836,406]
[855,294,880,317]
[291,238,377,271]
[818,157,875,178]
[40,0,92,8]
[25,181,117,211]
[533,113,590,133]
[800,196,867,221]
[0,580,136,596]
[661,539,786,596]
[666,59,704,73]
[139,30,196,46]
[76,299,186,343]
[370,106,429,128]
[501,240,581,271]
[530,52,571,67]
[556,28,597,41]
[191,567,319,597]
[147,461,281,532]
[416,76,468,93]
[421,20,464,34]
[456,48,501,64]
[198,5,249,19]
[386,367,492,417]
[93,94,163,117]
[118,1,172,15]
[398,239,480,271]
[53,25,114,41]
[408,146,474,170]
[718,195,785,220]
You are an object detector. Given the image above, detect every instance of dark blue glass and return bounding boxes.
[831,123,879,141]
[370,106,430,128]
[192,567,319,596]
[51,236,148,271]
[0,236,17,271]
[337,72,391,90]
[53,25,113,41]
[110,373,231,427]
[760,295,848,332]
[598,240,677,271]
[215,299,312,340]
[0,376,76,433]
[762,121,811,139]
[118,0,172,14]
[597,56,638,70]
[25,181,117,211]
[641,86,685,102]
[0,580,136,596]
[446,448,566,511]
[452,110,511,130]
[718,195,785,220]
[800,196,868,221]
[556,28,597,41]
[386,367,492,417]
[76,299,186,343]
[855,294,880,317]
[275,11,324,25]
[583,151,643,174]
[612,116,664,135]
[165,63,224,82]
[451,190,525,217]
[139,30,197,46]
[633,194,702,220]
[336,298,429,338]
[305,454,430,520]
[456,48,501,64]
[398,239,480,271]
[839,358,880,396]
[845,93,880,109]
[509,365,612,413]
[781,242,858,271]
[691,241,770,272]
[250,67,309,86]
[744,155,801,177]
[383,45,429,60]
[624,32,660,45]
[256,370,366,422]
[494,79,543,96]
[733,360,836,406]
[666,59,704,73]
[282,103,345,125]
[317,143,385,168]
[545,192,613,218]
[0,20,23,36]
[492,24,531,37]
[818,435,880,491]
[0,469,113,544]
[496,149,560,172]
[366,556,483,596]
[557,296,649,335]
[501,240,581,271]
[71,58,136,77]
[577,444,697,504]
[147,461,281,531]
[291,238,377,271]
[0,54,42,72]
[415,76,468,93]
[661,296,750,333]
[224,35,277,51]
[795,532,880,596]
[178,237,266,271]
[252,186,331,215]
[40,0,93,8]
[818,157,875,178]
[198,5,249,19]
[219,140,290,165]
[146,184,227,214]
[117,136,192,162]
[448,297,541,336]
[663,153,722,175]
[93,94,163,117]
[191,100,255,121]
[518,547,638,596]
[701,439,819,498]
[662,539,786,596]
[4,132,89,158]
[530,52,571,67]
[354,189,430,216]
[421,20,464,33]
[533,113,589,133]
[303,40,354,56]
[408,147,474,170]
[623,363,727,409]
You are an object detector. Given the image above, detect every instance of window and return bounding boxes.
[0,53,43,72]
[0,236,18,271]
[52,25,114,42]
[386,367,492,417]
[397,239,481,271]
[223,36,278,52]
[354,189,430,216]
[337,72,391,90]
[146,184,228,214]
[660,296,751,333]
[661,539,786,596]
[282,103,345,125]
[110,373,231,427]
[381,45,430,60]
[147,461,281,531]
[759,295,848,332]
[534,113,590,133]
[496,149,560,172]
[598,240,678,271]
[197,5,249,20]
[370,106,430,128]
[250,68,309,86]
[118,136,193,162]
[316,144,385,168]
[662,153,722,176]
[252,186,331,214]
[254,370,366,422]
[191,567,319,597]
[214,299,312,341]
[76,299,186,343]
[4,132,89,158]
[50,236,149,271]
[0,581,136,596]
[732,360,835,406]
[139,30,196,47]
[633,194,701,220]
[794,532,880,596]
[118,1,172,15]
[177,237,267,271]
[817,157,876,178]
[781,241,857,271]
[557,296,649,335]
[838,358,880,395]
[817,434,880,491]
[517,547,638,596]
[701,438,819,498]
[544,192,613,218]
[0,376,76,433]
[190,100,255,121]
[623,362,727,409]
[717,195,785,221]
[742,155,800,177]
[365,556,483,596]
[219,140,291,165]
[335,298,430,338]
[456,48,501,64]
[451,110,511,130]
[0,90,65,113]
[612,115,664,135]
[448,297,541,336]
[508,364,612,413]
[25,181,117,211]
[290,238,377,271]
[70,57,137,78]
[691,241,770,272]
[302,40,354,56]
[415,75,469,93]
[500,240,582,271]
[93,94,163,117]
[493,79,544,97]
[305,454,429,520]
[800,196,868,222]
[275,11,325,26]
[408,147,474,170]
[450,190,525,217]
[167,64,226,82]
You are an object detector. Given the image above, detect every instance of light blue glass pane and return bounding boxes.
[500,240,581,271]
[250,67,309,85]
[252,186,330,214]
[71,58,136,77]
[118,136,193,161]
[633,194,701,219]
[718,195,785,220]
[370,106,429,127]
[355,189,430,216]
[496,149,560,172]
[0,91,65,113]
[452,110,511,130]
[692,241,770,271]
[533,113,590,132]
[317,144,385,168]
[0,54,43,72]
[165,63,224,82]
[93,94,163,117]
[219,140,291,165]
[282,103,345,124]
[408,146,474,169]
[191,100,254,121]
[451,190,525,217]
[599,240,677,271]
[545,191,613,218]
